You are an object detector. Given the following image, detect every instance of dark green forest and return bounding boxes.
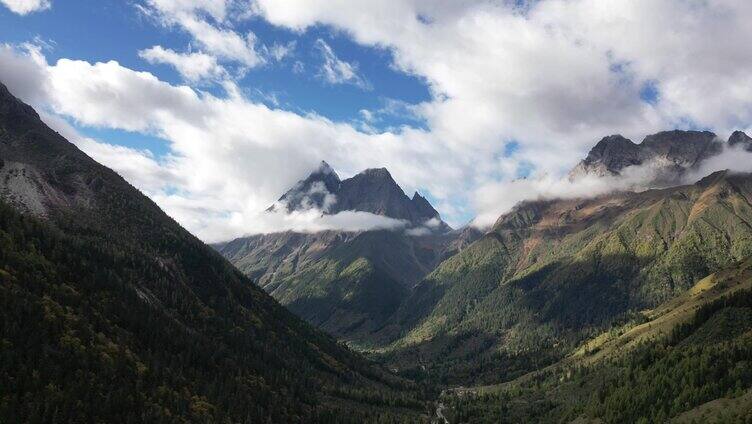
[446,288,752,423]
[0,199,429,423]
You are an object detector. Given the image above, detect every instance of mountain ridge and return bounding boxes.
[568,129,747,182]
[0,81,426,422]
[271,160,451,231]
[216,163,479,342]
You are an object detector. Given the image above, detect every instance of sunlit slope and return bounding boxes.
[443,259,752,422]
[384,171,752,383]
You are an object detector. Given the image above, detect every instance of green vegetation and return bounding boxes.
[0,82,428,423]
[443,265,752,423]
[0,198,428,423]
[381,173,752,386]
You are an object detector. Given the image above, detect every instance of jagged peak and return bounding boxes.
[585,135,638,161]
[316,160,336,174]
[728,131,752,149]
[358,167,393,178]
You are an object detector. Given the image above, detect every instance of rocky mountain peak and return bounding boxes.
[569,129,727,183]
[639,130,720,165]
[270,162,450,231]
[272,161,341,212]
[575,135,642,177]
[410,191,439,219]
[728,130,752,151]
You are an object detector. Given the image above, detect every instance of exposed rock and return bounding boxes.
[728,130,752,151]
[569,130,724,184]
[272,162,450,231]
[271,160,341,212]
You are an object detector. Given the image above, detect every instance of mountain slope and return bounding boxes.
[379,169,752,385]
[0,82,425,423]
[217,164,479,343]
[443,259,752,422]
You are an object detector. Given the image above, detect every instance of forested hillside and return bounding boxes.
[0,82,427,423]
[444,259,752,422]
[378,170,752,385]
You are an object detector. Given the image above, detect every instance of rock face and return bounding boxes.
[728,130,752,151]
[272,161,449,230]
[569,130,740,183]
[272,161,341,212]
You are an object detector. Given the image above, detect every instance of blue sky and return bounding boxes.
[1,0,751,241]
[0,0,431,155]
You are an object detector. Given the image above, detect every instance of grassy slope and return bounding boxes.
[217,228,470,345]
[379,172,752,385]
[442,259,752,423]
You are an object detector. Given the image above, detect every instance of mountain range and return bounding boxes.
[3,74,752,423]
[218,127,752,421]
[0,82,426,422]
[216,164,478,342]
[569,129,751,184]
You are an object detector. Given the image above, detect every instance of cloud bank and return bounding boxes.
[471,143,752,227]
[3,0,752,241]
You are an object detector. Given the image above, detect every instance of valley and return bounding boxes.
[3,81,752,422]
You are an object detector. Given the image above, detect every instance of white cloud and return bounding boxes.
[0,45,453,241]
[315,39,371,90]
[267,41,295,62]
[251,0,752,222]
[471,143,752,228]
[139,46,225,82]
[0,0,50,15]
[249,206,408,236]
[684,144,752,184]
[4,1,752,241]
[144,0,265,69]
[0,43,49,105]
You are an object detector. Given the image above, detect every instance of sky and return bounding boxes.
[1,0,752,242]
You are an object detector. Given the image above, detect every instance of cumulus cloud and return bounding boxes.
[314,39,371,90]
[139,46,226,82]
[5,0,752,241]
[0,0,50,15]
[0,44,49,105]
[143,0,265,69]
[0,44,453,241]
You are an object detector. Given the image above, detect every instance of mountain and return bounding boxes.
[0,82,426,423]
[569,130,738,183]
[272,161,450,230]
[729,130,752,151]
[377,168,752,386]
[271,160,342,212]
[443,259,752,422]
[216,165,477,343]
